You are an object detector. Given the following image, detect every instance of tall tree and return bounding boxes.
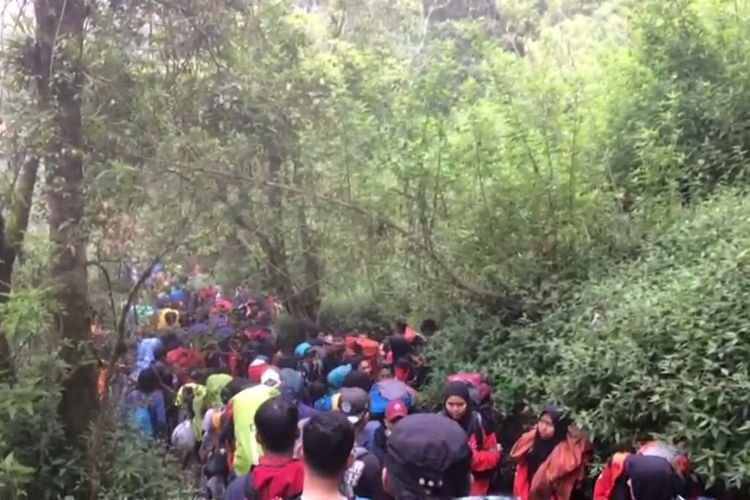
[0,153,40,381]
[34,0,97,441]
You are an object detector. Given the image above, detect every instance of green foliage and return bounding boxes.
[428,192,750,485]
[7,0,750,493]
[95,411,195,500]
[318,293,396,340]
[0,373,71,499]
[605,0,750,200]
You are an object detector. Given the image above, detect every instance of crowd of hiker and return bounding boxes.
[103,264,715,500]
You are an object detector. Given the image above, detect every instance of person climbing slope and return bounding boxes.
[511,406,592,500]
[225,397,304,500]
[441,381,500,496]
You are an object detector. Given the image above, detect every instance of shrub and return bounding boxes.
[428,192,750,486]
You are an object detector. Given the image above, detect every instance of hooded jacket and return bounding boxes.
[250,455,304,500]
[231,384,280,475]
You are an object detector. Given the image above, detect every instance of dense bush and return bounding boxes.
[428,192,750,485]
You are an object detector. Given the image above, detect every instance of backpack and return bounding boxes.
[369,379,412,417]
[129,393,155,437]
[341,446,370,499]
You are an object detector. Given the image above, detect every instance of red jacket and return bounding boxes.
[593,451,630,500]
[250,455,304,500]
[467,420,501,495]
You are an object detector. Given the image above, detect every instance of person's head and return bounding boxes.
[351,342,364,356]
[136,367,158,393]
[343,370,373,393]
[624,454,681,500]
[302,411,355,479]
[255,397,299,455]
[443,381,471,422]
[295,342,312,359]
[378,365,393,381]
[384,414,472,499]
[537,405,567,442]
[420,318,438,336]
[385,400,408,430]
[357,358,372,375]
[153,343,167,362]
[221,377,252,404]
[306,381,328,404]
[160,331,182,352]
[164,310,178,327]
[393,318,408,335]
[336,387,370,431]
[275,355,298,370]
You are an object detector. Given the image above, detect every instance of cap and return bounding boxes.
[260,368,282,389]
[385,399,408,422]
[336,387,370,424]
[386,414,472,496]
[247,359,269,383]
[294,342,312,358]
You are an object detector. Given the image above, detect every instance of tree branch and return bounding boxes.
[152,159,519,307]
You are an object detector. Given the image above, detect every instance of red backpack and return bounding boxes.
[345,336,380,368]
[446,372,492,403]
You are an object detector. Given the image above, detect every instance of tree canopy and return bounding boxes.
[2,0,750,496]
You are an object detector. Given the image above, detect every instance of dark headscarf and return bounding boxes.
[526,406,568,479]
[442,381,474,432]
[625,455,680,500]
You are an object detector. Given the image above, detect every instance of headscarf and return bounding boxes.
[526,406,568,479]
[625,454,680,500]
[442,381,474,432]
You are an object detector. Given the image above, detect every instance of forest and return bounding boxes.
[1,0,750,497]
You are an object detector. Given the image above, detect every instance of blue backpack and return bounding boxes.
[129,394,154,436]
[369,379,412,417]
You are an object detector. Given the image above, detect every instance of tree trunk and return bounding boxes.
[0,154,40,381]
[0,213,15,381]
[291,149,322,320]
[34,0,97,443]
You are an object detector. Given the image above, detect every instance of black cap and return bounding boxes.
[337,387,370,425]
[386,414,472,497]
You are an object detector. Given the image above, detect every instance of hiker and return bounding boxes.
[226,398,304,500]
[594,441,694,500]
[613,454,685,500]
[382,413,473,499]
[511,406,592,500]
[385,325,413,366]
[362,399,408,464]
[296,342,323,383]
[228,380,280,475]
[298,412,354,500]
[151,344,178,432]
[354,357,373,376]
[441,381,500,496]
[336,387,385,500]
[157,307,180,331]
[377,364,393,382]
[124,367,167,438]
[135,335,162,375]
[313,369,372,412]
[370,369,413,420]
